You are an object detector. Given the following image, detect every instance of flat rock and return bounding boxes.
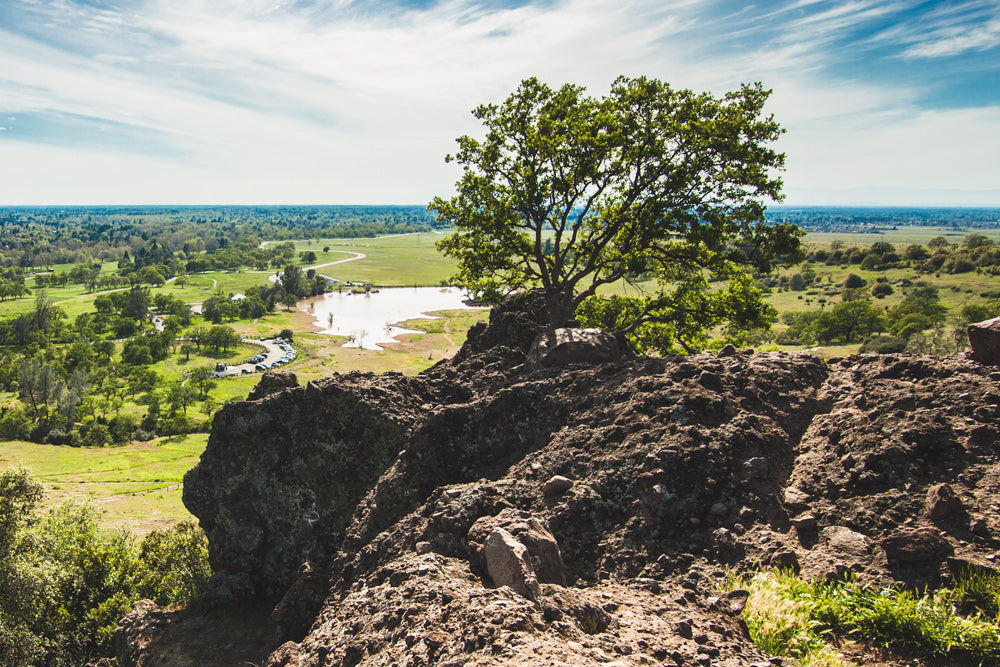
[926,483,963,520]
[468,509,567,586]
[783,486,811,510]
[542,475,574,495]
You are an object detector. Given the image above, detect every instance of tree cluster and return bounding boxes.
[0,467,210,666]
[801,235,1000,275]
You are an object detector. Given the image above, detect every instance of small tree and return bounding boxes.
[431,76,801,353]
[188,367,216,398]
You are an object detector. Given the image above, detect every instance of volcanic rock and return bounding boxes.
[120,297,1000,666]
[483,527,541,600]
[967,316,1000,365]
[527,327,625,367]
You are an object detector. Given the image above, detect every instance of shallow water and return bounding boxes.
[304,286,481,350]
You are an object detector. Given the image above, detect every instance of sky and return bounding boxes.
[0,0,998,207]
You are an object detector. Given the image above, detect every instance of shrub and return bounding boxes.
[962,303,999,322]
[0,408,32,441]
[137,521,211,606]
[0,467,211,666]
[860,336,908,354]
[871,282,893,298]
[844,273,866,289]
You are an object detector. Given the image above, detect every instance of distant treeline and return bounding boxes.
[0,205,438,269]
[767,206,1000,232]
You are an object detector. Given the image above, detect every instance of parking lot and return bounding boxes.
[214,337,297,377]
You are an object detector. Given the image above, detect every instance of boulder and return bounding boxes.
[527,328,622,367]
[541,475,574,495]
[468,509,567,586]
[483,527,541,600]
[967,316,1000,365]
[783,486,811,511]
[821,526,871,562]
[881,527,954,563]
[271,561,329,643]
[115,600,175,667]
[266,642,302,667]
[926,483,963,520]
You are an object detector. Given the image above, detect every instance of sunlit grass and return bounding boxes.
[731,569,1000,665]
[0,434,208,534]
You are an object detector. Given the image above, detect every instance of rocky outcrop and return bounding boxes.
[126,297,1000,666]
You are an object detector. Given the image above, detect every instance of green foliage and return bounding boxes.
[734,568,1000,666]
[948,566,1000,620]
[813,299,887,344]
[843,273,866,289]
[432,75,802,353]
[775,311,821,346]
[0,467,210,666]
[870,281,893,298]
[137,521,211,606]
[888,286,947,337]
[859,335,908,354]
[962,302,1000,323]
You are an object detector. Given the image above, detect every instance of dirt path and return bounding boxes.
[267,251,366,283]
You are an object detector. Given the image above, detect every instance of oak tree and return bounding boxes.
[431,76,802,352]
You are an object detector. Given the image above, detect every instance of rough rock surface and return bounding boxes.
[967,315,1000,365]
[527,327,626,366]
[126,296,1000,666]
[483,527,542,600]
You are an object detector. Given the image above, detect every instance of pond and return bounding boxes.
[303,286,483,350]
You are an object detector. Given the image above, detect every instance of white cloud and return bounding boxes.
[869,0,1000,59]
[902,17,1000,58]
[0,0,997,205]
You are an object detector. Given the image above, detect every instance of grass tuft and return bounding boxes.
[731,568,1000,666]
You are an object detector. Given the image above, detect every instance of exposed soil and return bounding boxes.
[115,296,1000,667]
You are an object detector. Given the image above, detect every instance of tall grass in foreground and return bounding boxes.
[731,568,1000,666]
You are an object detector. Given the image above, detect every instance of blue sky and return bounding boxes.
[0,0,997,206]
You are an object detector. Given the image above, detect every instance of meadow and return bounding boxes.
[0,434,207,534]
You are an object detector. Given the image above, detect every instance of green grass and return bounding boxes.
[731,569,1000,666]
[0,434,208,534]
[294,232,457,286]
[802,226,1000,248]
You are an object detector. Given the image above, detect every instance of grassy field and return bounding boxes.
[0,434,207,535]
[292,232,457,286]
[3,224,997,531]
[801,225,1000,248]
[766,230,1000,356]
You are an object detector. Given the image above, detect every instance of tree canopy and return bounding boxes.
[431,75,802,353]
